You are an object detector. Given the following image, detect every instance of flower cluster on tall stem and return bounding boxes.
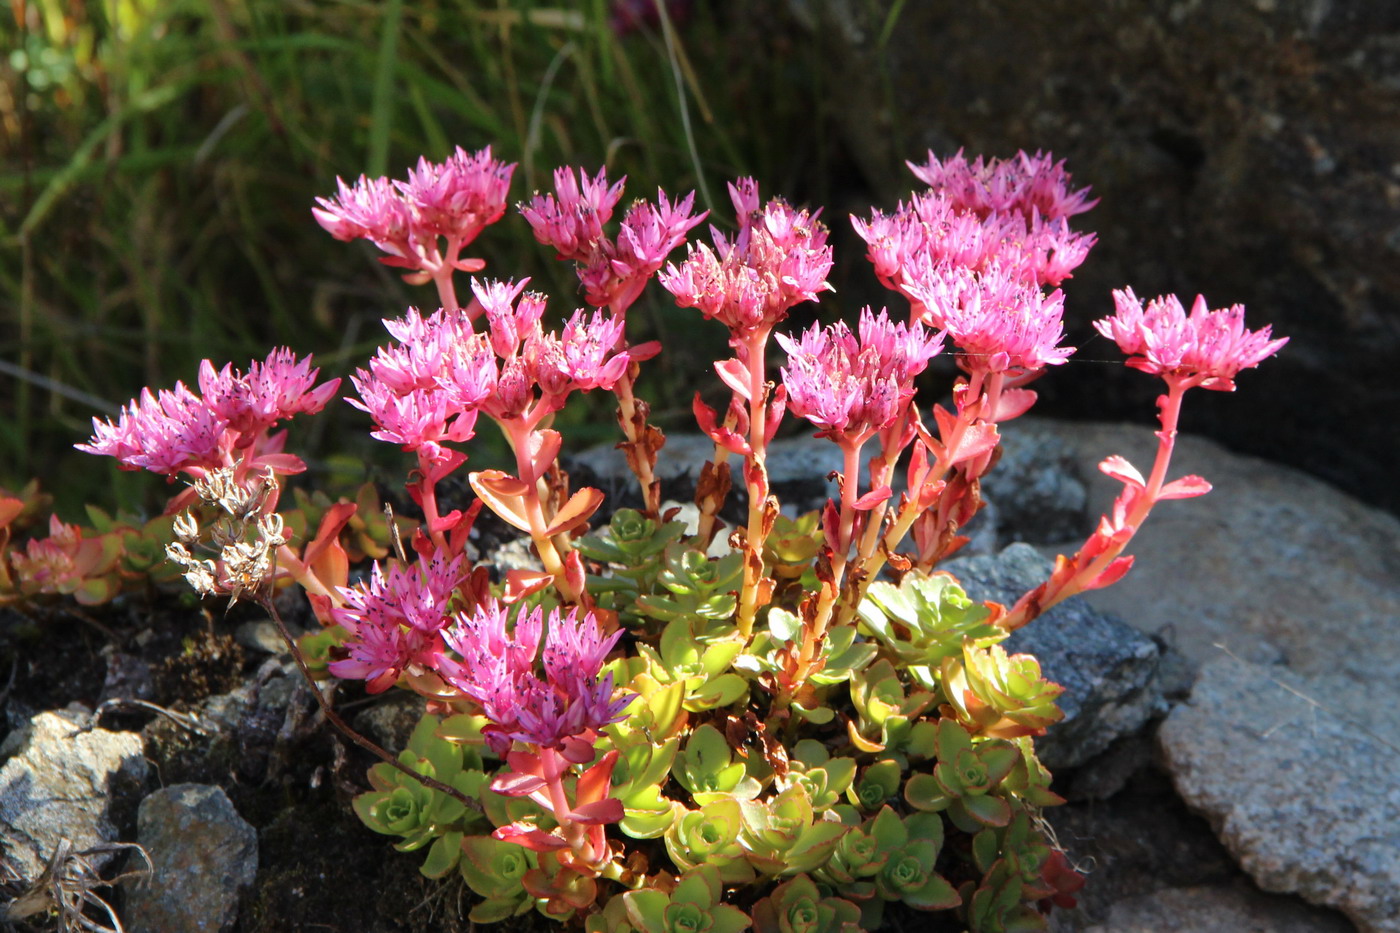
[1000,290,1287,630]
[772,308,942,700]
[520,167,705,517]
[436,600,632,870]
[76,350,345,605]
[851,151,1093,582]
[660,178,834,636]
[314,146,515,315]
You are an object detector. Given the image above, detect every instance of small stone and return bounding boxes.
[0,708,148,883]
[233,619,292,655]
[124,784,258,933]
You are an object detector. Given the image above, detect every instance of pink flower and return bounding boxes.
[313,174,412,251]
[519,166,627,262]
[314,146,516,274]
[198,348,340,439]
[77,382,227,475]
[328,552,467,692]
[910,264,1074,375]
[777,308,943,443]
[438,601,632,754]
[396,145,514,243]
[1096,289,1289,390]
[906,149,1098,222]
[660,178,833,337]
[346,376,476,465]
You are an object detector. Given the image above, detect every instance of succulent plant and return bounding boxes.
[751,873,862,933]
[857,570,1001,689]
[847,659,937,753]
[458,834,538,922]
[634,547,745,634]
[674,723,762,805]
[903,719,1019,832]
[636,618,749,712]
[939,641,1064,739]
[619,865,753,933]
[739,784,850,877]
[353,713,490,877]
[665,797,756,883]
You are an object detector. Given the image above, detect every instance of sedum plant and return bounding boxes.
[77,144,1287,930]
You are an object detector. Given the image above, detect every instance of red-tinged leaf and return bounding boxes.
[378,254,421,269]
[568,797,624,825]
[453,257,487,273]
[628,340,662,363]
[0,498,23,530]
[947,422,1000,467]
[544,487,604,537]
[249,452,305,475]
[470,470,533,532]
[449,500,485,554]
[990,387,1037,422]
[693,394,750,457]
[430,509,463,535]
[302,502,358,566]
[853,486,892,510]
[492,824,569,851]
[504,569,552,603]
[765,384,787,443]
[309,538,350,593]
[575,750,619,805]
[1158,474,1212,500]
[715,357,752,401]
[1099,455,1145,489]
[507,749,545,776]
[491,772,548,797]
[425,448,469,483]
[306,593,336,627]
[1084,555,1134,591]
[562,551,587,602]
[523,430,563,485]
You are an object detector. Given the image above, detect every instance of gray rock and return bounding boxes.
[124,784,257,933]
[1159,656,1400,933]
[1020,418,1400,683]
[1081,881,1355,933]
[943,543,1164,769]
[981,423,1088,545]
[0,708,147,883]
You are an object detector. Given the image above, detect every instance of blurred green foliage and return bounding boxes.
[2,0,867,518]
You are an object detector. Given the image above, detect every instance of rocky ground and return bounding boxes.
[2,417,1396,932]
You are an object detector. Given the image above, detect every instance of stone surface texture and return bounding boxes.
[943,543,1164,770]
[124,783,258,933]
[1079,881,1356,933]
[795,0,1400,515]
[0,708,148,883]
[1160,656,1400,933]
[1012,418,1400,683]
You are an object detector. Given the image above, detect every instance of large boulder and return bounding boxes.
[1160,656,1400,933]
[792,0,1400,515]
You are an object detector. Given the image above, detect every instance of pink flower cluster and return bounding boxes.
[854,150,1093,386]
[660,178,834,339]
[778,308,944,445]
[437,600,633,757]
[349,278,642,470]
[78,349,339,477]
[327,551,467,693]
[1096,289,1290,391]
[314,146,514,278]
[520,167,706,312]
